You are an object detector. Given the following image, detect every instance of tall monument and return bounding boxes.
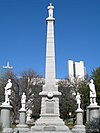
[30,3,72,133]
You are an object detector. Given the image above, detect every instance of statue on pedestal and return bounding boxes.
[3,79,12,105]
[48,3,54,18]
[26,109,32,122]
[21,92,26,110]
[76,92,81,110]
[89,79,97,105]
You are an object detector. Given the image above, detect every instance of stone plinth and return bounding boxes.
[86,104,100,122]
[72,109,85,133]
[29,116,72,133]
[76,109,84,125]
[29,97,72,133]
[0,104,13,133]
[14,109,29,133]
[28,131,72,133]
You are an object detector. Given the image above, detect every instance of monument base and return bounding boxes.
[0,104,13,133]
[71,125,85,133]
[14,124,30,133]
[28,116,72,133]
[26,119,35,125]
[86,104,100,122]
[14,108,30,133]
[72,108,85,133]
[28,132,71,133]
[2,128,13,133]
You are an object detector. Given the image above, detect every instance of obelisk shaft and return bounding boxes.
[45,20,56,85]
[45,4,56,87]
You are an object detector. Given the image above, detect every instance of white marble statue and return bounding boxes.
[21,92,26,110]
[76,92,81,109]
[48,3,54,18]
[26,109,32,122]
[89,79,97,105]
[3,79,12,105]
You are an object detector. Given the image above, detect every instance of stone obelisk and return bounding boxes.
[30,3,72,133]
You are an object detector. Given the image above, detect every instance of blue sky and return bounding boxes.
[0,0,100,79]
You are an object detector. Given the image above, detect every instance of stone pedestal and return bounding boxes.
[29,116,72,133]
[86,104,100,122]
[72,109,85,133]
[0,104,13,133]
[29,131,71,133]
[28,95,72,133]
[14,109,29,133]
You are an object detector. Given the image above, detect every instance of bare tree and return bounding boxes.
[19,69,43,120]
[0,69,43,122]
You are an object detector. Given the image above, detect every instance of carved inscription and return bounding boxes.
[46,101,54,113]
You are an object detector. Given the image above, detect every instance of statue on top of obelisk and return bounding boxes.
[48,3,54,18]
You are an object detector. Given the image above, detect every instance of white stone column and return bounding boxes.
[72,109,85,133]
[18,110,26,125]
[14,109,29,133]
[0,104,13,133]
[76,109,83,125]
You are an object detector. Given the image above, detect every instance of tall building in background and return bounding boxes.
[68,60,86,80]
